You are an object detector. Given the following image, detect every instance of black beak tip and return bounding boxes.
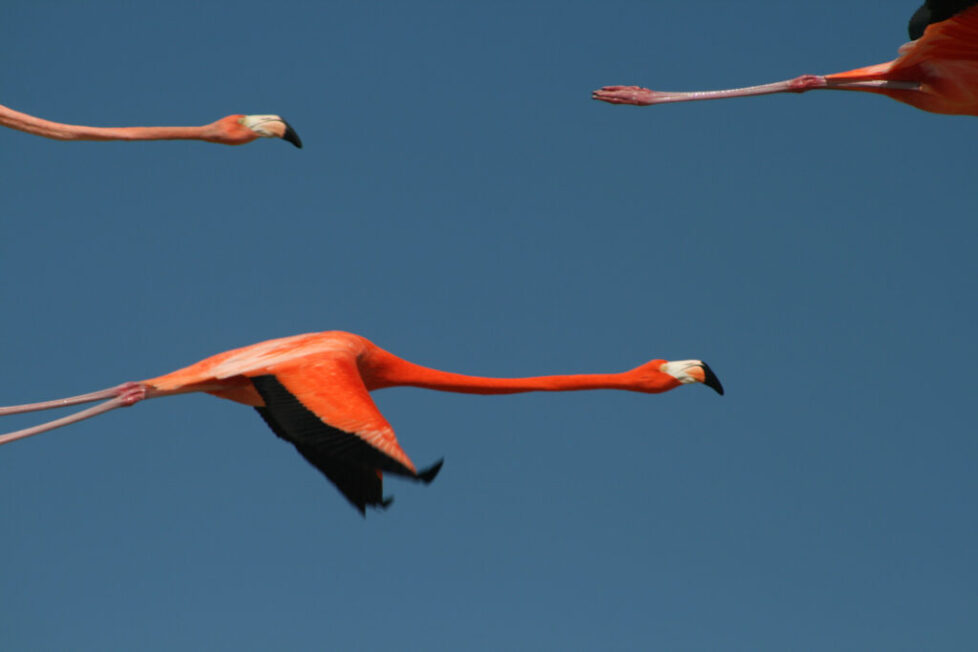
[701,363,724,396]
[281,121,302,148]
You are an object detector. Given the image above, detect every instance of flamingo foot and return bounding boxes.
[592,85,659,106]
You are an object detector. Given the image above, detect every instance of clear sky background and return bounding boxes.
[1,1,975,649]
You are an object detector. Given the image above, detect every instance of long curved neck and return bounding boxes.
[363,348,635,394]
[0,103,215,142]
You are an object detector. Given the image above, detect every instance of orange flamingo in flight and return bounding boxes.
[593,1,978,116]
[0,331,723,513]
[0,102,302,147]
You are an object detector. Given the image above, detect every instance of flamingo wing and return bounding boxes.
[896,4,978,72]
[909,0,978,39]
[252,386,393,513]
[827,4,978,114]
[248,358,442,513]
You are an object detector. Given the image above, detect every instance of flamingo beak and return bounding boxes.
[281,120,303,148]
[699,362,724,396]
[239,115,303,148]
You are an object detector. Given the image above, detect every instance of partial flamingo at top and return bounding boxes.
[0,330,722,514]
[593,0,978,117]
[0,103,302,147]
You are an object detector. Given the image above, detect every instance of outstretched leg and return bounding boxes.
[0,382,147,416]
[591,75,921,106]
[0,382,149,446]
[592,75,829,106]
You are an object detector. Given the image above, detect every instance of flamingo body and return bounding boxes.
[0,331,723,514]
[593,3,978,117]
[825,9,978,115]
[146,332,421,478]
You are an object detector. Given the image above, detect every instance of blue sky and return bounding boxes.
[1,1,976,649]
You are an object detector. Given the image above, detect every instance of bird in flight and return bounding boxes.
[0,331,723,514]
[0,103,302,147]
[593,1,978,116]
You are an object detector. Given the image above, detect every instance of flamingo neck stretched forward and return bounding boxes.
[362,348,679,394]
[0,103,226,142]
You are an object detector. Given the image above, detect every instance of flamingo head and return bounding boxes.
[628,359,723,394]
[212,114,303,147]
[660,359,724,395]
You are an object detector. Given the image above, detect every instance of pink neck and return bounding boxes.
[0,103,216,142]
[363,349,636,394]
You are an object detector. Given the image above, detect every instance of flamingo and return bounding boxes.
[0,103,302,147]
[592,1,978,116]
[0,331,723,514]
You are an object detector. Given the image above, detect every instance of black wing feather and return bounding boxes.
[909,0,978,39]
[250,374,416,476]
[255,405,392,514]
[250,374,443,514]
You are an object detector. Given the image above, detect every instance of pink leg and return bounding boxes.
[591,75,828,106]
[0,382,149,447]
[0,382,145,416]
[591,75,921,107]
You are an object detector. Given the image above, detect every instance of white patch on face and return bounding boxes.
[660,360,703,384]
[239,114,285,138]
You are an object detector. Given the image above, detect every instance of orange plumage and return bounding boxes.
[1,331,722,513]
